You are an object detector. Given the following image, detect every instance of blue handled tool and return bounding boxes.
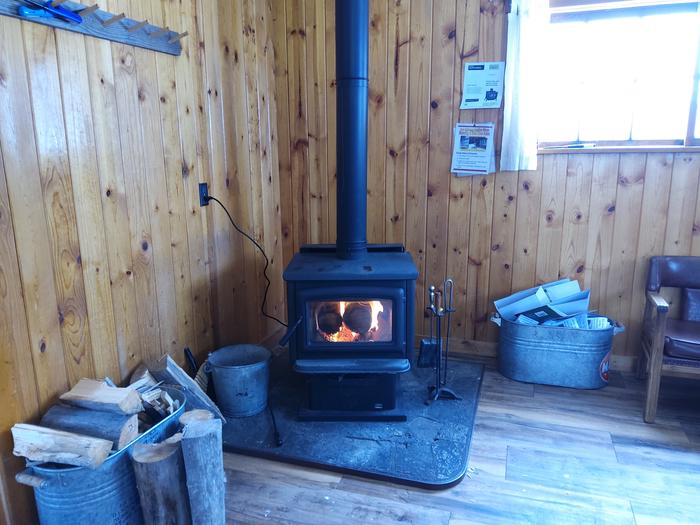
[19,5,54,18]
[21,0,82,23]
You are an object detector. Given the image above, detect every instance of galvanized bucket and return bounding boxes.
[207,345,271,417]
[17,387,185,525]
[493,315,624,389]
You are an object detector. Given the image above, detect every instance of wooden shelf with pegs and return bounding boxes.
[0,0,186,56]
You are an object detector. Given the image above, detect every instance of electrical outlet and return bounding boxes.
[199,182,210,206]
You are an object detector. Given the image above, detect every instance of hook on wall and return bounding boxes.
[168,31,187,44]
[79,4,99,16]
[149,26,170,38]
[127,19,147,33]
[101,12,124,27]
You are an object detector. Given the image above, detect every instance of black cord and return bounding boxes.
[207,196,288,329]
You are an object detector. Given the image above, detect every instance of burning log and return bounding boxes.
[316,302,343,335]
[343,302,373,334]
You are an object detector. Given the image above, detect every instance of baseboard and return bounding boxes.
[414,335,498,358]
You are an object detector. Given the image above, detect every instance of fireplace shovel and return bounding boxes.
[417,286,440,368]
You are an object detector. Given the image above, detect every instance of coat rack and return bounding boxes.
[0,0,186,56]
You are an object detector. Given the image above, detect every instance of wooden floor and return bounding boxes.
[223,363,700,524]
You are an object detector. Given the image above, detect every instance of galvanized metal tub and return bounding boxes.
[17,387,185,525]
[494,316,624,389]
[207,344,270,417]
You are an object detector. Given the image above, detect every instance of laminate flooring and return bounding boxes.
[224,361,700,524]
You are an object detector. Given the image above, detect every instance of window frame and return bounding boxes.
[537,0,700,152]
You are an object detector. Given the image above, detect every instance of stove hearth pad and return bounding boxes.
[221,349,483,488]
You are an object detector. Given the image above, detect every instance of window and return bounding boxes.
[536,1,700,148]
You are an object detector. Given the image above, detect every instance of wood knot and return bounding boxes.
[142,241,149,251]
[430,100,439,109]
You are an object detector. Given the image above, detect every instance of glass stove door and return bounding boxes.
[307,299,393,343]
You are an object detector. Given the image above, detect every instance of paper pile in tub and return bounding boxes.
[493,278,612,330]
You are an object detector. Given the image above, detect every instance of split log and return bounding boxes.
[40,404,138,450]
[129,364,158,391]
[178,409,214,428]
[60,378,143,414]
[148,355,225,422]
[182,419,225,525]
[343,302,373,334]
[11,423,112,469]
[131,441,190,525]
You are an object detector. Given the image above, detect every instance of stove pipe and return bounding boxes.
[335,0,368,260]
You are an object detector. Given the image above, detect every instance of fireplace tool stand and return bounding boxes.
[423,279,462,404]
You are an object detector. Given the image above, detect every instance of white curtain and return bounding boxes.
[500,0,548,172]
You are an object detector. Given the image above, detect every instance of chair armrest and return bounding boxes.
[646,291,669,313]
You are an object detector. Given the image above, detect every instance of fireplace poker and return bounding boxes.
[442,278,455,386]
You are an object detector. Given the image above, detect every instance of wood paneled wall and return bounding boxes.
[271,0,700,370]
[0,1,284,521]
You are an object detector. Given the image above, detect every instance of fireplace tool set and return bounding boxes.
[418,278,462,404]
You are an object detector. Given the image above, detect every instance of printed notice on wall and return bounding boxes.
[451,123,495,176]
[460,62,505,109]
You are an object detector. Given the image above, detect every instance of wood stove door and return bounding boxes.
[296,286,406,358]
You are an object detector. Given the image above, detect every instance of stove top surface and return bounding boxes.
[284,244,419,282]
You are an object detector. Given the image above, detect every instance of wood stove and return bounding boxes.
[281,0,418,420]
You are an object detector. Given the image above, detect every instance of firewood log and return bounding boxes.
[179,409,214,428]
[132,441,190,524]
[343,302,373,334]
[40,404,138,450]
[182,419,225,525]
[11,424,112,469]
[60,378,142,415]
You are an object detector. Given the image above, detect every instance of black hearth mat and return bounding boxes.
[221,349,483,488]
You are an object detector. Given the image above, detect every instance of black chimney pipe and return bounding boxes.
[335,0,368,260]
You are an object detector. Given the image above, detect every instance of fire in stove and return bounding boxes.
[310,299,393,343]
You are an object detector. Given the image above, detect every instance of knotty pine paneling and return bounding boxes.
[271,0,700,372]
[0,1,284,521]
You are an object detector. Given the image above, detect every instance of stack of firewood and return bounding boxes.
[12,378,146,469]
[10,355,227,524]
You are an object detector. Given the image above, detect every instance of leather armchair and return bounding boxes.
[638,256,700,423]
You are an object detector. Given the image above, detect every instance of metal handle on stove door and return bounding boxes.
[279,316,303,347]
[428,285,436,314]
